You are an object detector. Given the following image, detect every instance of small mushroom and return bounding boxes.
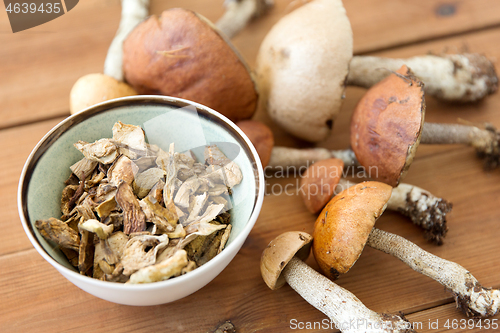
[313,181,500,317]
[261,231,413,332]
[256,0,497,142]
[350,65,500,185]
[301,159,451,244]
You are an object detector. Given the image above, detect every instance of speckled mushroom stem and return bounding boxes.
[336,180,451,245]
[268,147,358,170]
[284,257,415,333]
[367,228,500,318]
[421,122,500,169]
[104,0,150,81]
[215,0,274,39]
[347,54,498,102]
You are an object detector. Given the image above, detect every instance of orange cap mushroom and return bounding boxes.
[313,181,392,279]
[300,158,344,214]
[350,65,425,187]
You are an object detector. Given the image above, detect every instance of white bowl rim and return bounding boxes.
[18,95,265,292]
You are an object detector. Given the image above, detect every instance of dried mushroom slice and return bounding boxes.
[78,230,95,276]
[133,167,166,199]
[128,249,189,284]
[60,184,80,216]
[185,224,227,267]
[79,219,114,239]
[75,195,97,221]
[35,218,80,252]
[74,139,118,164]
[108,155,139,185]
[204,145,242,188]
[140,196,177,233]
[184,203,225,229]
[112,121,147,151]
[70,157,98,181]
[93,231,129,279]
[121,234,170,275]
[115,181,146,235]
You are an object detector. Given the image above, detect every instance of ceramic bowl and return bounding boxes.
[18,95,265,306]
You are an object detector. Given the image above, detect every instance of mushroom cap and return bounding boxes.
[261,231,312,290]
[312,181,392,279]
[256,0,353,142]
[236,120,275,167]
[122,8,258,122]
[70,74,137,115]
[300,158,344,214]
[350,65,425,186]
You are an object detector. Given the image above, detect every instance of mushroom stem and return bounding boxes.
[336,179,451,245]
[268,147,358,170]
[367,228,500,318]
[421,122,500,169]
[284,257,413,333]
[104,0,150,81]
[347,54,498,102]
[215,0,273,39]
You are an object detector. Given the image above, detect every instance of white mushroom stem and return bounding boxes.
[283,257,414,333]
[421,122,500,169]
[268,147,358,170]
[215,0,274,39]
[104,0,150,81]
[336,179,451,245]
[347,53,498,102]
[367,228,500,318]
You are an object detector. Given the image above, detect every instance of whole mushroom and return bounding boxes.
[70,0,272,116]
[122,8,258,122]
[350,65,500,186]
[313,181,500,317]
[256,0,497,142]
[261,231,414,333]
[300,158,451,244]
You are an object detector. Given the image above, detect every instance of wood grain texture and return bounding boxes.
[1,0,500,332]
[2,0,500,128]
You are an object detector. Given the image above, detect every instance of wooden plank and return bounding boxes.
[2,144,499,332]
[2,0,500,129]
[0,118,64,256]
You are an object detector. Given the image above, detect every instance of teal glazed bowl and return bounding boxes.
[18,95,265,305]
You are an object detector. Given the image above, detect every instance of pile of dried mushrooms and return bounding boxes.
[36,121,242,284]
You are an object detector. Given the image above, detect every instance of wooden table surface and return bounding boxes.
[1,1,500,332]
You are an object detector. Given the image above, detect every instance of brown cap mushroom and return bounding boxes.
[350,65,425,187]
[261,231,413,332]
[313,181,500,318]
[351,65,500,182]
[261,231,312,290]
[122,8,258,122]
[236,120,275,168]
[313,181,392,279]
[300,158,344,214]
